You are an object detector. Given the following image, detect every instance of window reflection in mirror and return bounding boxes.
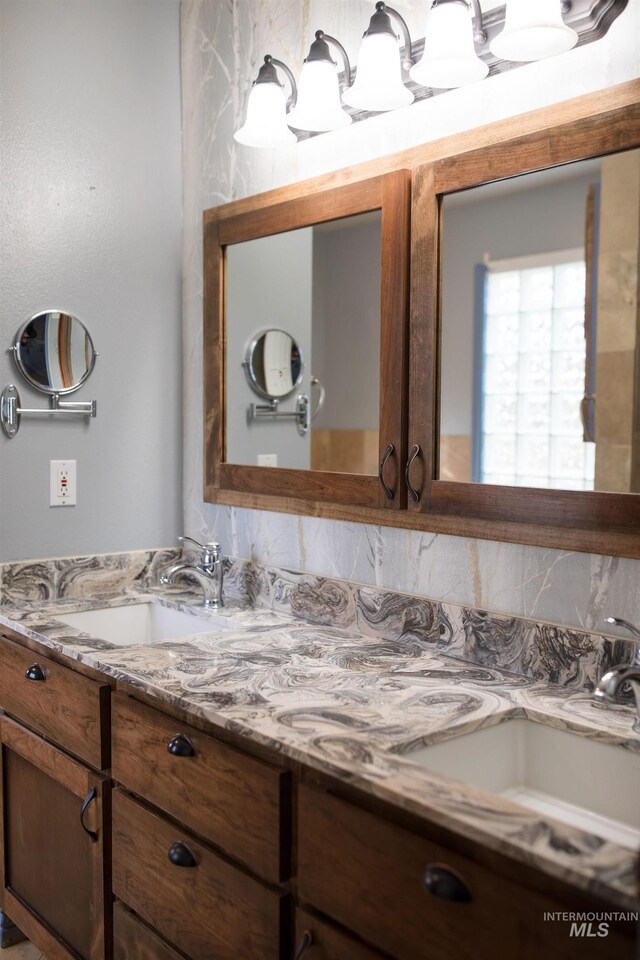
[226,210,381,473]
[439,148,640,493]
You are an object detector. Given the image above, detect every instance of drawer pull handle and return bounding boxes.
[167,733,195,757]
[293,931,314,959]
[423,864,472,903]
[25,663,46,682]
[405,444,421,502]
[80,787,98,843]
[168,841,197,868]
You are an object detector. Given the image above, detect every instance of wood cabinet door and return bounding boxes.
[204,169,411,512]
[0,716,110,960]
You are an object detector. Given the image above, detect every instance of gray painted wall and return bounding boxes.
[312,214,381,432]
[0,0,183,562]
[441,170,596,436]
[225,229,312,468]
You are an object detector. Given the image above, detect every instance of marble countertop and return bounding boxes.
[1,589,639,910]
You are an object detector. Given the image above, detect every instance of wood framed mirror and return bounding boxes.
[203,170,410,511]
[408,100,640,555]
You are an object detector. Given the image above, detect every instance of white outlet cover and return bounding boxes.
[50,459,77,506]
[257,454,278,468]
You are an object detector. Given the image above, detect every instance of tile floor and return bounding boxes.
[1,942,44,960]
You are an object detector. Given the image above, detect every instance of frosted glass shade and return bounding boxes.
[410,1,488,89]
[287,60,351,132]
[343,32,413,112]
[234,82,297,148]
[491,0,578,62]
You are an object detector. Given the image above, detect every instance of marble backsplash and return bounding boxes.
[1,547,636,694]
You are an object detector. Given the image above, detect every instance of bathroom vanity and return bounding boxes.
[0,568,637,960]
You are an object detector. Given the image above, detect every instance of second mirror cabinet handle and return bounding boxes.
[423,863,472,902]
[25,663,46,682]
[405,444,421,502]
[80,787,98,843]
[293,931,314,959]
[378,443,395,500]
[167,734,196,757]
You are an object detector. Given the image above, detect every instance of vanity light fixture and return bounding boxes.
[233,0,626,147]
[287,31,352,132]
[234,55,298,148]
[342,1,415,112]
[410,0,489,89]
[491,0,578,62]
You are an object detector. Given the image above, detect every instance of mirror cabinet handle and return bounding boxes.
[168,841,198,868]
[293,930,314,959]
[25,663,46,682]
[80,787,98,843]
[167,734,196,757]
[423,863,472,902]
[378,443,395,500]
[405,444,421,502]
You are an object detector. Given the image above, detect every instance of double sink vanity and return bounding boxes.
[0,543,638,960]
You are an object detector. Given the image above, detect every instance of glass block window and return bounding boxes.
[478,255,595,490]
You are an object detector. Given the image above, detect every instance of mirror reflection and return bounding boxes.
[244,329,303,400]
[439,148,640,493]
[226,210,381,473]
[14,311,97,395]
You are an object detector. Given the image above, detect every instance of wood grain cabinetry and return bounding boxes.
[112,692,289,882]
[0,632,110,769]
[0,716,110,960]
[112,789,287,960]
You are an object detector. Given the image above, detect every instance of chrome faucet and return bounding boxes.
[159,536,224,608]
[593,617,640,734]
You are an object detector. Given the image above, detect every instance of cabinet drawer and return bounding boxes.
[112,692,288,881]
[112,789,286,960]
[293,909,388,960]
[298,785,634,960]
[114,904,183,960]
[0,633,109,769]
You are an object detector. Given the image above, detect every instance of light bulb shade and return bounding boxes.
[490,0,578,61]
[343,32,413,111]
[410,1,488,89]
[287,60,351,132]
[234,81,297,148]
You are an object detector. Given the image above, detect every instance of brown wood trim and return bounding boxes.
[202,82,639,220]
[204,485,640,558]
[215,177,383,242]
[218,464,381,508]
[432,102,640,195]
[430,480,640,533]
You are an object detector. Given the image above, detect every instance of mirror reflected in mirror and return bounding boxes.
[243,329,303,400]
[439,148,640,494]
[226,210,381,474]
[13,311,97,395]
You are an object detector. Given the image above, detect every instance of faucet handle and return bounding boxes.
[178,536,221,565]
[605,617,640,640]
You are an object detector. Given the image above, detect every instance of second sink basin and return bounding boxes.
[57,601,228,646]
[405,719,640,850]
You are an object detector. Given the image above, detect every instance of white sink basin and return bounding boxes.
[57,601,228,646]
[406,719,640,850]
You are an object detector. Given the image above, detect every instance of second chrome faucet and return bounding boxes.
[594,617,640,734]
[160,536,224,608]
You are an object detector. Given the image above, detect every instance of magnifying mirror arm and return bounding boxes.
[248,394,310,436]
[1,385,97,439]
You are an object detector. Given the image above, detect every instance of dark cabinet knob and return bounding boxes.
[167,734,195,757]
[423,863,472,902]
[25,663,46,682]
[168,841,197,868]
[293,931,314,959]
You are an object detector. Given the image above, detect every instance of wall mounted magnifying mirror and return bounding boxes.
[1,310,97,439]
[243,328,303,399]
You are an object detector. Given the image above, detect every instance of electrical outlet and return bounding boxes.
[50,460,77,506]
[257,454,278,468]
